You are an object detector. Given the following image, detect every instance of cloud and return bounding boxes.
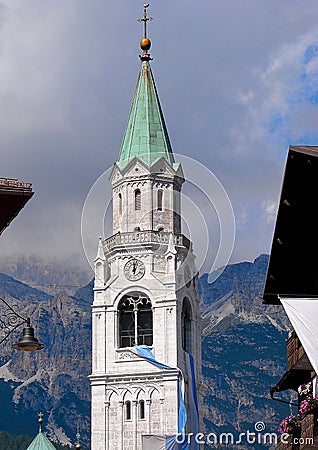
[261,200,277,224]
[0,1,317,271]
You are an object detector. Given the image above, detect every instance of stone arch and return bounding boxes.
[106,388,119,403]
[113,286,153,309]
[134,386,147,401]
[121,388,133,402]
[147,385,161,400]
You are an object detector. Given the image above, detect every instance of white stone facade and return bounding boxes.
[90,156,202,449]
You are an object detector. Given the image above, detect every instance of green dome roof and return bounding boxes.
[26,432,57,450]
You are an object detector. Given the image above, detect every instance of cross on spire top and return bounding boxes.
[137,3,153,38]
[138,4,153,61]
[38,412,44,432]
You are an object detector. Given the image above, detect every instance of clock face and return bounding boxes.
[124,259,145,281]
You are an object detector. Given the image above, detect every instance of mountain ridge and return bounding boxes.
[0,254,293,449]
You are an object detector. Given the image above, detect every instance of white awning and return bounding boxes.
[281,298,318,377]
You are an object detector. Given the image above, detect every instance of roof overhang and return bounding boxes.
[271,368,312,394]
[0,184,34,235]
[263,146,318,304]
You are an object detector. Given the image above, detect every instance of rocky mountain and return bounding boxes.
[0,256,91,296]
[0,255,294,449]
[0,267,92,448]
[199,255,293,449]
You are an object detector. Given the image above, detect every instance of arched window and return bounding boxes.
[125,401,131,420]
[135,189,141,211]
[157,190,163,211]
[139,400,145,420]
[118,193,122,215]
[118,294,153,347]
[182,298,192,353]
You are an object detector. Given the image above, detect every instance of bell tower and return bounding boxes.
[90,5,202,449]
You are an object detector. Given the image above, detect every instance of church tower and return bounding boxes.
[90,5,202,449]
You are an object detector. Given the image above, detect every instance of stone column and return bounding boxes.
[132,400,138,450]
[119,400,124,450]
[146,399,151,434]
[105,401,110,450]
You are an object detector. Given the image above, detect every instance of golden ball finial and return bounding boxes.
[140,37,151,51]
[75,444,81,449]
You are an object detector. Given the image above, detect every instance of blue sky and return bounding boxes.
[0,0,318,275]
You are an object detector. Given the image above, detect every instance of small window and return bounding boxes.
[139,400,145,419]
[118,193,122,215]
[182,298,192,353]
[135,189,141,211]
[157,190,163,211]
[125,401,131,420]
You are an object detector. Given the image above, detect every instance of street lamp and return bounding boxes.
[0,296,44,351]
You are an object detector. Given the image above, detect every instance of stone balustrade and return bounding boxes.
[104,230,191,251]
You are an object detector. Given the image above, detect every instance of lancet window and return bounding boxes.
[118,193,122,215]
[125,401,131,420]
[139,400,145,419]
[135,189,141,211]
[157,189,163,211]
[118,294,153,347]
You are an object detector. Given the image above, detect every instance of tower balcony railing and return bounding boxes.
[104,230,191,251]
[0,177,32,191]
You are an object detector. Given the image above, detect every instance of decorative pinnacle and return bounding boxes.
[138,3,153,61]
[75,428,81,449]
[38,412,43,432]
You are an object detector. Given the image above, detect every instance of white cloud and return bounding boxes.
[261,200,277,224]
[0,1,317,268]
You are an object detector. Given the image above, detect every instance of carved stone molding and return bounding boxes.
[127,181,148,188]
[153,181,170,189]
[117,351,138,360]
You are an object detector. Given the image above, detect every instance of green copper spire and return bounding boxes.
[26,432,57,450]
[117,4,175,169]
